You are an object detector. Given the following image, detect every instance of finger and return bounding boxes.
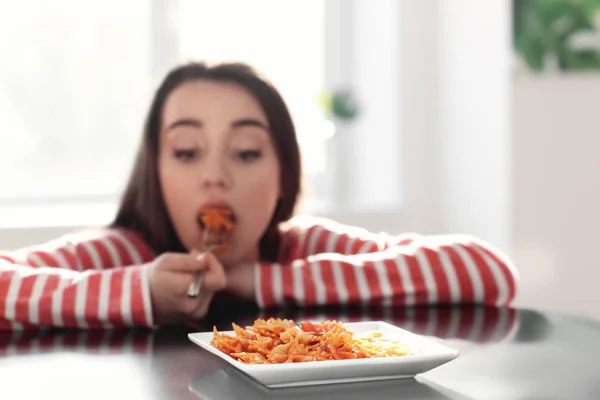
[191,295,212,320]
[182,293,205,317]
[184,252,226,298]
[183,276,213,316]
[189,248,203,261]
[184,252,210,298]
[163,251,209,273]
[201,252,227,291]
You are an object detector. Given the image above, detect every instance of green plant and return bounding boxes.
[318,89,360,122]
[513,0,600,71]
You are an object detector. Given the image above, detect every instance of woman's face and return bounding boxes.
[157,79,281,265]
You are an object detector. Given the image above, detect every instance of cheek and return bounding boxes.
[158,160,197,233]
[244,165,280,202]
[159,162,184,207]
[237,164,281,230]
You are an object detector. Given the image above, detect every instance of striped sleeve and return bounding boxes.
[256,218,518,309]
[0,228,157,331]
[0,228,156,271]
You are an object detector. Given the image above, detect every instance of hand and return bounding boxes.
[225,262,256,301]
[147,250,226,325]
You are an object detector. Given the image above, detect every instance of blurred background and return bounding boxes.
[1,0,600,319]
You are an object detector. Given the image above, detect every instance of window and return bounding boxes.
[0,0,152,204]
[0,0,401,229]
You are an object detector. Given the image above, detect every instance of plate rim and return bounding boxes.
[188,320,460,371]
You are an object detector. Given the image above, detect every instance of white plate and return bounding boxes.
[188,320,460,388]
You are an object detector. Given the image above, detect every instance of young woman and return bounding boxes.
[0,62,518,331]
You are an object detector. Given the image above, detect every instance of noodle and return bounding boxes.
[210,318,413,364]
[198,207,235,254]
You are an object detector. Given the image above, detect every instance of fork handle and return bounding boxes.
[187,271,204,298]
[186,240,219,298]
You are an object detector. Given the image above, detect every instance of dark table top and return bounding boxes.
[1,303,600,400]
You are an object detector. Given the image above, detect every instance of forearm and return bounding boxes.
[0,260,155,331]
[256,235,518,308]
[0,229,156,272]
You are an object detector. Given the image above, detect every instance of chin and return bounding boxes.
[226,245,259,266]
[213,249,230,261]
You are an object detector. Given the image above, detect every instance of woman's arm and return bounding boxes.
[0,228,157,331]
[0,228,155,271]
[255,217,518,309]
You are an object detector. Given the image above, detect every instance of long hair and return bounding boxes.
[111,61,302,261]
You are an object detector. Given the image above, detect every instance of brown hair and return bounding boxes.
[111,61,302,261]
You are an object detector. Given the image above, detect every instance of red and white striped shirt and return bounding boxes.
[0,215,518,331]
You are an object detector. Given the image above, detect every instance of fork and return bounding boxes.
[186,237,219,298]
[186,270,204,299]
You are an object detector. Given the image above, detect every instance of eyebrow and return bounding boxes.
[231,118,269,131]
[165,118,203,132]
[165,118,269,133]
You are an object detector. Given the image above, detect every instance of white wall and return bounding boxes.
[0,226,76,250]
[0,202,116,250]
[435,0,600,319]
[395,0,443,235]
[437,0,513,254]
[512,74,600,318]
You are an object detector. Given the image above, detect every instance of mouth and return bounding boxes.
[196,203,237,254]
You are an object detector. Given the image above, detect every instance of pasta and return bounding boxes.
[210,318,413,364]
[198,207,236,254]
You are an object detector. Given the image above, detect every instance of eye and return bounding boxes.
[173,148,199,161]
[237,149,262,162]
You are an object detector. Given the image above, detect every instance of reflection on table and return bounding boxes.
[0,305,520,400]
[190,365,455,400]
[0,305,518,356]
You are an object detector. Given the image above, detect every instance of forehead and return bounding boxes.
[161,79,268,126]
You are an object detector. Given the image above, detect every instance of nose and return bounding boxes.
[200,154,231,189]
